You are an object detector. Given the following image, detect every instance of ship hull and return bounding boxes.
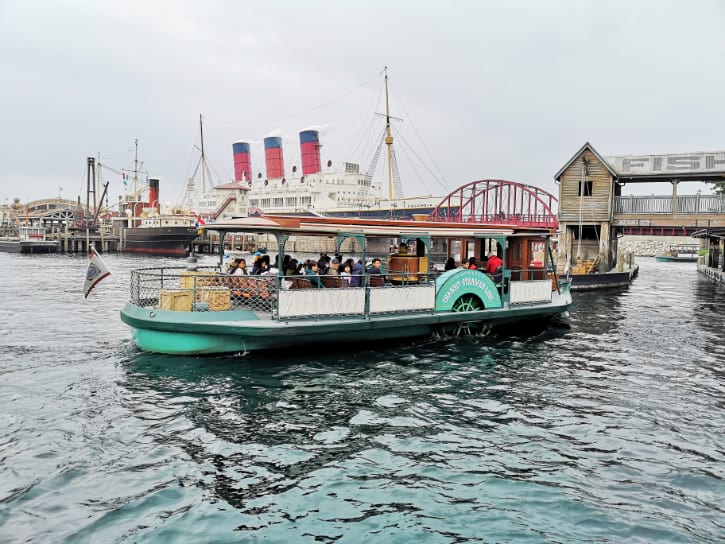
[569,264,639,290]
[0,239,59,254]
[655,255,698,263]
[123,226,199,257]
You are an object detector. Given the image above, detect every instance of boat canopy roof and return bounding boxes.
[203,215,552,238]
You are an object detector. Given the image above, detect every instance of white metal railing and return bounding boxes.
[509,280,553,305]
[614,194,725,214]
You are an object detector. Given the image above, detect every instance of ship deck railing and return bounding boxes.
[128,266,561,321]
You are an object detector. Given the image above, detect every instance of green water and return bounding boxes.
[0,254,723,542]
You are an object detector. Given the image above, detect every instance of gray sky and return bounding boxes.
[2,0,724,206]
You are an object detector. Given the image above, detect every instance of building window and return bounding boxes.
[578,180,593,196]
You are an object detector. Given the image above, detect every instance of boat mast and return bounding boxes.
[133,138,139,198]
[384,67,394,201]
[200,114,207,194]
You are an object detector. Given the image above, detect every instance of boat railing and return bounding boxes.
[128,266,563,319]
[129,267,440,320]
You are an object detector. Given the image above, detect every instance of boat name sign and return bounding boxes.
[435,270,502,311]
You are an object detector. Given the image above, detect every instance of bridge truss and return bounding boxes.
[429,179,558,229]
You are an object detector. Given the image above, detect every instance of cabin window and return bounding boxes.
[512,243,521,260]
[578,180,593,196]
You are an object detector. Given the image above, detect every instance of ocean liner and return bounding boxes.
[229,69,444,220]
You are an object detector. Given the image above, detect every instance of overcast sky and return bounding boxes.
[2,0,724,207]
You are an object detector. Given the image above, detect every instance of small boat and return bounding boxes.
[568,266,639,290]
[655,244,700,262]
[0,225,59,254]
[566,255,639,290]
[122,213,200,257]
[120,215,572,355]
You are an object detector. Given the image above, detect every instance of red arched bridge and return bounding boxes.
[429,179,558,228]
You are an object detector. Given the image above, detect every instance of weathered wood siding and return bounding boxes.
[558,150,614,222]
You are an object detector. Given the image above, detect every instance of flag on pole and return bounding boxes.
[195,214,206,227]
[84,247,111,298]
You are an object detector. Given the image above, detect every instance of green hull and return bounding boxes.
[120,296,570,355]
[655,255,697,262]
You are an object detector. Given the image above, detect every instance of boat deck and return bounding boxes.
[128,266,566,322]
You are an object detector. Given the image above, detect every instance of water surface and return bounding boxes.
[0,254,723,542]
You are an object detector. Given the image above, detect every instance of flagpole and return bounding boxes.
[92,246,125,289]
[86,246,125,295]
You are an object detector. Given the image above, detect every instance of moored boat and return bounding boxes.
[655,244,699,262]
[120,215,572,355]
[0,225,59,254]
[112,145,202,257]
[123,214,199,257]
[568,265,639,290]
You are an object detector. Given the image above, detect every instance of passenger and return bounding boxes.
[221,254,234,273]
[305,261,324,288]
[252,255,270,275]
[397,242,409,255]
[250,251,263,273]
[369,257,383,275]
[285,258,299,277]
[340,262,352,286]
[469,257,478,270]
[444,257,456,271]
[281,255,291,274]
[226,257,240,274]
[328,257,340,276]
[233,258,248,276]
[351,260,364,287]
[265,256,278,276]
[317,255,329,276]
[462,258,471,269]
[485,253,503,275]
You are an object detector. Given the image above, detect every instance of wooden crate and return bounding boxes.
[198,288,231,311]
[159,289,193,311]
[180,270,217,289]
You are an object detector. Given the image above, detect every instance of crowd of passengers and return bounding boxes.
[444,254,504,282]
[223,252,385,287]
[222,251,504,286]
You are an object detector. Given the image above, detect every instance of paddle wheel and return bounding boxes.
[429,179,558,229]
